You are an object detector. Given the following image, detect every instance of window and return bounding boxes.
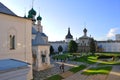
[10,35,15,50]
[41,54,46,63]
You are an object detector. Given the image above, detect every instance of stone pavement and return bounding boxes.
[33,56,120,80]
[33,59,83,80]
[107,65,120,80]
[60,71,73,78]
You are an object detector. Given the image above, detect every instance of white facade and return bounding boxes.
[116,34,120,41]
[32,45,51,71]
[0,13,33,80]
[97,41,120,52]
[30,9,51,71]
[49,41,68,52]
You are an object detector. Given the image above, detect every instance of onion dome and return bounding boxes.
[37,15,42,21]
[27,8,36,19]
[28,14,33,18]
[65,28,73,39]
[28,8,36,16]
[83,28,87,33]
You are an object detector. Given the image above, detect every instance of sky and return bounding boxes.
[0,0,120,41]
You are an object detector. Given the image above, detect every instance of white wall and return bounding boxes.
[97,41,120,52]
[49,42,68,52]
[0,13,32,80]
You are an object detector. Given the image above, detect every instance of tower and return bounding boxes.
[65,27,73,43]
[37,13,43,32]
[83,28,87,36]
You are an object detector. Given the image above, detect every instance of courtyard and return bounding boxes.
[33,52,120,80]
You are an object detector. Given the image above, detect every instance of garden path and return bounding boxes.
[63,65,120,80]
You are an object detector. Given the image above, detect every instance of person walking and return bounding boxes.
[61,63,64,72]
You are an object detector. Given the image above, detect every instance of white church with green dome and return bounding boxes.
[27,7,51,71]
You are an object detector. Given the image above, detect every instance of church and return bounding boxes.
[27,7,51,71]
[50,27,120,53]
[49,27,73,52]
[0,2,51,80]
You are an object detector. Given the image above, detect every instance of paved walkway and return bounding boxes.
[33,59,84,80]
[33,57,120,80]
[107,65,120,80]
[63,65,120,80]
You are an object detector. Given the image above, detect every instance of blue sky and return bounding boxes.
[1,0,120,41]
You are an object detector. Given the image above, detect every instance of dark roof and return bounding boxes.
[65,28,73,39]
[41,33,47,37]
[0,2,17,16]
[0,59,29,72]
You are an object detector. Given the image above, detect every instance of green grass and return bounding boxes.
[82,66,112,75]
[52,53,73,60]
[45,75,63,80]
[98,60,120,65]
[73,56,98,64]
[95,53,120,56]
[69,65,87,73]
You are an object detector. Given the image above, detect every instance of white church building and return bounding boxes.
[0,2,51,80]
[27,7,51,71]
[0,2,32,80]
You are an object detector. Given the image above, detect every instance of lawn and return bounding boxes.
[98,60,120,65]
[82,66,112,75]
[73,56,98,64]
[52,53,73,60]
[69,64,87,73]
[96,52,120,56]
[45,75,63,80]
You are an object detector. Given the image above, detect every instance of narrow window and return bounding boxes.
[10,35,15,50]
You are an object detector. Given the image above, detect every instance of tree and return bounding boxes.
[68,40,78,53]
[50,46,54,55]
[58,45,63,52]
[90,38,96,55]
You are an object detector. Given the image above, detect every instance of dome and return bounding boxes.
[28,8,36,16]
[37,15,42,21]
[83,28,87,33]
[65,28,73,39]
[28,14,33,18]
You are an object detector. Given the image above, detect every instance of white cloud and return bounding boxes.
[106,28,119,38]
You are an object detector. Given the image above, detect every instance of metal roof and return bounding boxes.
[0,59,28,71]
[32,31,47,46]
[32,27,37,34]
[0,2,17,16]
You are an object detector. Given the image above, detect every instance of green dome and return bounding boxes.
[28,14,33,18]
[28,8,36,16]
[37,15,42,20]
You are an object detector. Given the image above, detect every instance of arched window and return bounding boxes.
[10,35,15,50]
